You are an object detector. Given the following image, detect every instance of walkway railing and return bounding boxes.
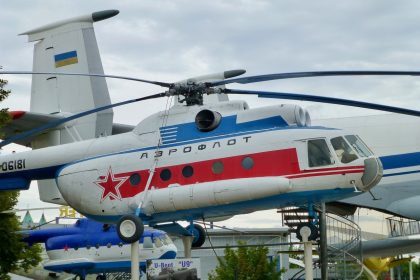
[325,213,363,280]
[387,217,420,237]
[281,206,363,280]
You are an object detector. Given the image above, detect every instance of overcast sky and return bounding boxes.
[2,0,420,233]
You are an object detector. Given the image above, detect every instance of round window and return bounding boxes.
[160,169,172,181]
[212,161,224,174]
[182,166,194,178]
[129,173,141,186]
[241,157,254,170]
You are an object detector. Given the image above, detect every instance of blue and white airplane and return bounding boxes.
[1,10,419,246]
[20,218,177,279]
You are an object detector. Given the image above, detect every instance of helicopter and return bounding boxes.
[20,218,177,280]
[2,9,420,246]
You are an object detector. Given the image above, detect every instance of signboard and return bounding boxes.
[59,206,83,218]
[146,258,201,280]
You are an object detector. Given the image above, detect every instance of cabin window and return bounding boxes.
[143,237,153,249]
[330,137,358,164]
[182,166,194,178]
[106,243,112,248]
[345,135,373,157]
[212,161,224,174]
[160,169,172,181]
[241,157,254,170]
[307,139,333,167]
[95,244,100,249]
[129,173,141,186]
[86,245,91,250]
[118,242,123,247]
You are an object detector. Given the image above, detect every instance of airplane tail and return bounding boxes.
[18,11,118,203]
[22,10,118,147]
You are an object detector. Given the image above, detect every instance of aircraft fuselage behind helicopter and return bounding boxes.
[0,100,382,226]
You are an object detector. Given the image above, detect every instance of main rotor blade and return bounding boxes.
[225,88,420,117]
[0,71,172,88]
[0,92,165,148]
[211,71,420,86]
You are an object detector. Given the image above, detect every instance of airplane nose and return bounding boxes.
[360,157,383,191]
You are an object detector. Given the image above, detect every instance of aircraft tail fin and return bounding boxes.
[21,10,118,148]
[19,11,118,204]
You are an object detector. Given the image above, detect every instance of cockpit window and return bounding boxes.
[345,135,373,157]
[153,236,163,248]
[331,137,358,164]
[307,139,333,167]
[162,234,173,245]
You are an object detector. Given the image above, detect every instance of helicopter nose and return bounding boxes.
[360,157,383,191]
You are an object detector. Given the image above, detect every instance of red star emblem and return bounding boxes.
[94,167,129,202]
[63,244,69,251]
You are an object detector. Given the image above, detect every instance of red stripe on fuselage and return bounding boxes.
[98,148,364,199]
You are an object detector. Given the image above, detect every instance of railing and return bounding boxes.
[325,213,363,280]
[105,272,133,280]
[387,217,420,237]
[279,205,363,280]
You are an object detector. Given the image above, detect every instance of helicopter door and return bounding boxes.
[294,138,349,187]
[295,138,336,170]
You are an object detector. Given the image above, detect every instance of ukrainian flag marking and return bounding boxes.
[54,51,78,68]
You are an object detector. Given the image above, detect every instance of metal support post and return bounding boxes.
[320,202,328,280]
[300,226,314,280]
[131,241,139,280]
[181,236,194,258]
[409,257,413,280]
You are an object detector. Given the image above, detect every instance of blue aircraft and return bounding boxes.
[20,218,177,280]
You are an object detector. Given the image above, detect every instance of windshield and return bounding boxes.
[153,236,163,248]
[330,136,358,164]
[161,234,173,245]
[345,135,373,157]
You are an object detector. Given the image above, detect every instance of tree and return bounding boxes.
[0,77,42,280]
[208,242,284,280]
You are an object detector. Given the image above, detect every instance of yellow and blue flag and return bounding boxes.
[54,50,78,68]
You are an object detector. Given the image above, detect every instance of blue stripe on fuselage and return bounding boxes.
[160,115,288,144]
[0,165,63,181]
[379,151,420,177]
[380,152,420,170]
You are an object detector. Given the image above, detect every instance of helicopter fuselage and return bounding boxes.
[0,101,382,224]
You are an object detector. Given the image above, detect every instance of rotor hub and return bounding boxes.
[166,82,222,105]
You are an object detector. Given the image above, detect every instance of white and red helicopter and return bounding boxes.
[1,10,420,246]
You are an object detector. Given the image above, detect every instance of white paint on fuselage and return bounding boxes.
[315,114,420,219]
[45,242,177,268]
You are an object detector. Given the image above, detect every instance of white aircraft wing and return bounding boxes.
[314,114,420,220]
[361,234,420,257]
